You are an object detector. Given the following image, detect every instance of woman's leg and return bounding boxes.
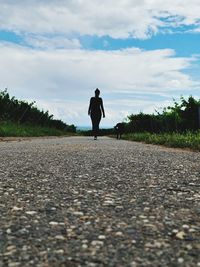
[91,113,101,138]
[95,116,101,138]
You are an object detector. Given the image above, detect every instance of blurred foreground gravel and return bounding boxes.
[0,136,200,267]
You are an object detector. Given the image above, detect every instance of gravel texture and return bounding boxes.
[0,136,200,267]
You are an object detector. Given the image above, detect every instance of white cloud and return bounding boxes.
[25,35,81,49]
[0,0,200,39]
[0,43,198,126]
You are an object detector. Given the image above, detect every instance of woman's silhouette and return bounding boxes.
[88,88,105,140]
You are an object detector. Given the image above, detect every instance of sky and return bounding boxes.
[0,0,200,127]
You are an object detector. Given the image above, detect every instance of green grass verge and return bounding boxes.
[0,121,73,137]
[122,132,200,151]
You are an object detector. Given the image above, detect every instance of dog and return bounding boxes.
[114,122,125,139]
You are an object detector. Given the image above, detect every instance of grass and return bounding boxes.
[0,121,73,137]
[122,132,200,151]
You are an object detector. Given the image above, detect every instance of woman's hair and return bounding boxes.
[95,88,100,96]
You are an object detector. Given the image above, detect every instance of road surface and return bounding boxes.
[0,136,200,267]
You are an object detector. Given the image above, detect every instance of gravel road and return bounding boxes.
[0,136,200,267]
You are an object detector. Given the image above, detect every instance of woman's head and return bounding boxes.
[95,88,100,97]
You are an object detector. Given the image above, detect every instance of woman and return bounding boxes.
[88,88,105,140]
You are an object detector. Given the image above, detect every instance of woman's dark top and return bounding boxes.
[89,97,103,115]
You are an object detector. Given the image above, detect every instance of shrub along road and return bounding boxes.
[0,136,200,267]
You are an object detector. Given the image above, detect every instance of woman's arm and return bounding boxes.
[88,98,92,115]
[100,98,105,118]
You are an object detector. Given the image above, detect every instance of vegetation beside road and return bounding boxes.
[0,121,74,137]
[122,131,200,151]
[124,96,200,133]
[116,96,200,150]
[0,89,76,137]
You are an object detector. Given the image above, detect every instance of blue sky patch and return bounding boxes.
[80,32,200,58]
[0,30,22,43]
